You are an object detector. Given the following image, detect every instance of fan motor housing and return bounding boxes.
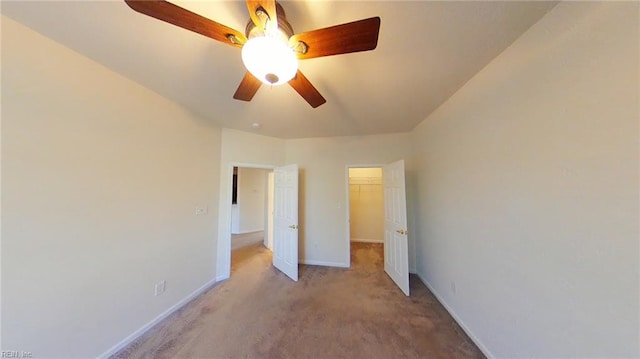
[245,3,294,41]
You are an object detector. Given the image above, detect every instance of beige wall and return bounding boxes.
[236,167,267,233]
[349,168,382,179]
[216,133,417,272]
[2,16,222,357]
[349,168,383,242]
[6,2,638,357]
[411,2,639,357]
[285,134,415,268]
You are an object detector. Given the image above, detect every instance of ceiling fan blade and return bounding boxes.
[290,17,381,60]
[246,0,278,32]
[233,72,262,101]
[288,70,326,108]
[125,0,246,47]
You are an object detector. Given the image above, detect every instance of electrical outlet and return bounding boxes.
[195,206,208,215]
[155,280,166,296]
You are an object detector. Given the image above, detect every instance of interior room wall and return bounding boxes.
[285,134,414,268]
[236,167,267,234]
[230,206,240,234]
[2,16,222,358]
[410,2,639,357]
[216,129,285,279]
[348,168,383,242]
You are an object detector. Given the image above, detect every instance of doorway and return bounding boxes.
[230,166,274,273]
[347,167,385,270]
[346,162,410,295]
[348,167,384,244]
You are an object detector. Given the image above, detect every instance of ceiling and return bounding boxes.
[2,1,557,139]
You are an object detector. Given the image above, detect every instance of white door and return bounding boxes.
[273,164,299,281]
[383,160,410,295]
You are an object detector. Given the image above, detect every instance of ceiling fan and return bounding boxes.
[124,0,381,108]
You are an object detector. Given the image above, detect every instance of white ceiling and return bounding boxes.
[2,1,557,139]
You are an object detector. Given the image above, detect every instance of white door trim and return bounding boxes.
[344,164,385,268]
[266,172,275,250]
[217,162,276,281]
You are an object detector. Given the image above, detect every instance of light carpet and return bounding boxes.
[231,231,264,250]
[113,242,484,358]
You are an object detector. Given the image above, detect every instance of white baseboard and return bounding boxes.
[97,277,219,359]
[414,271,493,359]
[350,238,383,243]
[300,259,349,268]
[232,229,263,235]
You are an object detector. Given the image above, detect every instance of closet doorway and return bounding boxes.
[347,167,384,269]
[346,162,410,295]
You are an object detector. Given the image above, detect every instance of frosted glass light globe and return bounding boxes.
[241,36,298,86]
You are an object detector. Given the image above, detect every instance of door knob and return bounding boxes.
[288,224,299,230]
[396,229,408,235]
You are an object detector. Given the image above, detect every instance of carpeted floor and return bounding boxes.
[231,231,264,250]
[113,242,484,358]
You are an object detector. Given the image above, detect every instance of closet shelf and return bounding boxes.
[349,176,382,185]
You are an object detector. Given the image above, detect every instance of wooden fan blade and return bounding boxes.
[246,0,278,32]
[290,17,380,60]
[288,70,326,108]
[233,72,262,101]
[125,0,246,47]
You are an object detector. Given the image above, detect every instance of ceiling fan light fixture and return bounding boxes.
[241,35,297,86]
[125,0,380,107]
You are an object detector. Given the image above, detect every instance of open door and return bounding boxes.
[383,160,410,295]
[273,164,299,281]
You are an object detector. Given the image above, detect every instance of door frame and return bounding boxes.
[266,172,275,250]
[219,162,276,280]
[344,164,385,268]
